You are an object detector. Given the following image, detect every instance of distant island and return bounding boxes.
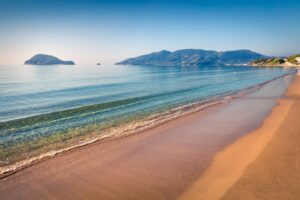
[116,49,266,66]
[24,54,75,65]
[251,54,300,67]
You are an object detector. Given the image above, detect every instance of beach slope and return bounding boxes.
[180,76,300,200]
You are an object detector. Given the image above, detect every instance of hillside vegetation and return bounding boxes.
[251,54,300,67]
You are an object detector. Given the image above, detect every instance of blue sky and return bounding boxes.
[0,0,299,65]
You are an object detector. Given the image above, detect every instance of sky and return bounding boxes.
[0,0,300,65]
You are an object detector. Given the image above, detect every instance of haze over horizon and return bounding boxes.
[0,0,299,65]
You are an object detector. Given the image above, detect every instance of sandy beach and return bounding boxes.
[180,75,300,200]
[0,74,297,200]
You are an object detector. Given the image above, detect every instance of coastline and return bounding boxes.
[179,74,300,199]
[0,99,223,177]
[0,73,292,176]
[0,74,295,199]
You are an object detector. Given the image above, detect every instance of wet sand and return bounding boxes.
[0,75,294,200]
[180,75,300,200]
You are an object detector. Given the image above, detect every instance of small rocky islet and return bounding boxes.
[24,54,75,65]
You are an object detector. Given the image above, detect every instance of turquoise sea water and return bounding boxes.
[0,64,295,169]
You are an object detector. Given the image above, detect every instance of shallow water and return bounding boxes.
[0,64,295,167]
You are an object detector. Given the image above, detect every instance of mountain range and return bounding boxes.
[116,49,266,66]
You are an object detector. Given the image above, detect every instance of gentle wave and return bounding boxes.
[0,82,216,127]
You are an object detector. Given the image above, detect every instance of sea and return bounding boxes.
[0,64,295,173]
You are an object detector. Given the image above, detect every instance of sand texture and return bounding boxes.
[180,76,300,200]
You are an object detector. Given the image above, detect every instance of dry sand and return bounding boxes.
[180,76,300,200]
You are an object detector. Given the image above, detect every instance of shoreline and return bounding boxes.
[0,97,228,177]
[179,74,300,199]
[0,73,293,177]
[0,74,295,199]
